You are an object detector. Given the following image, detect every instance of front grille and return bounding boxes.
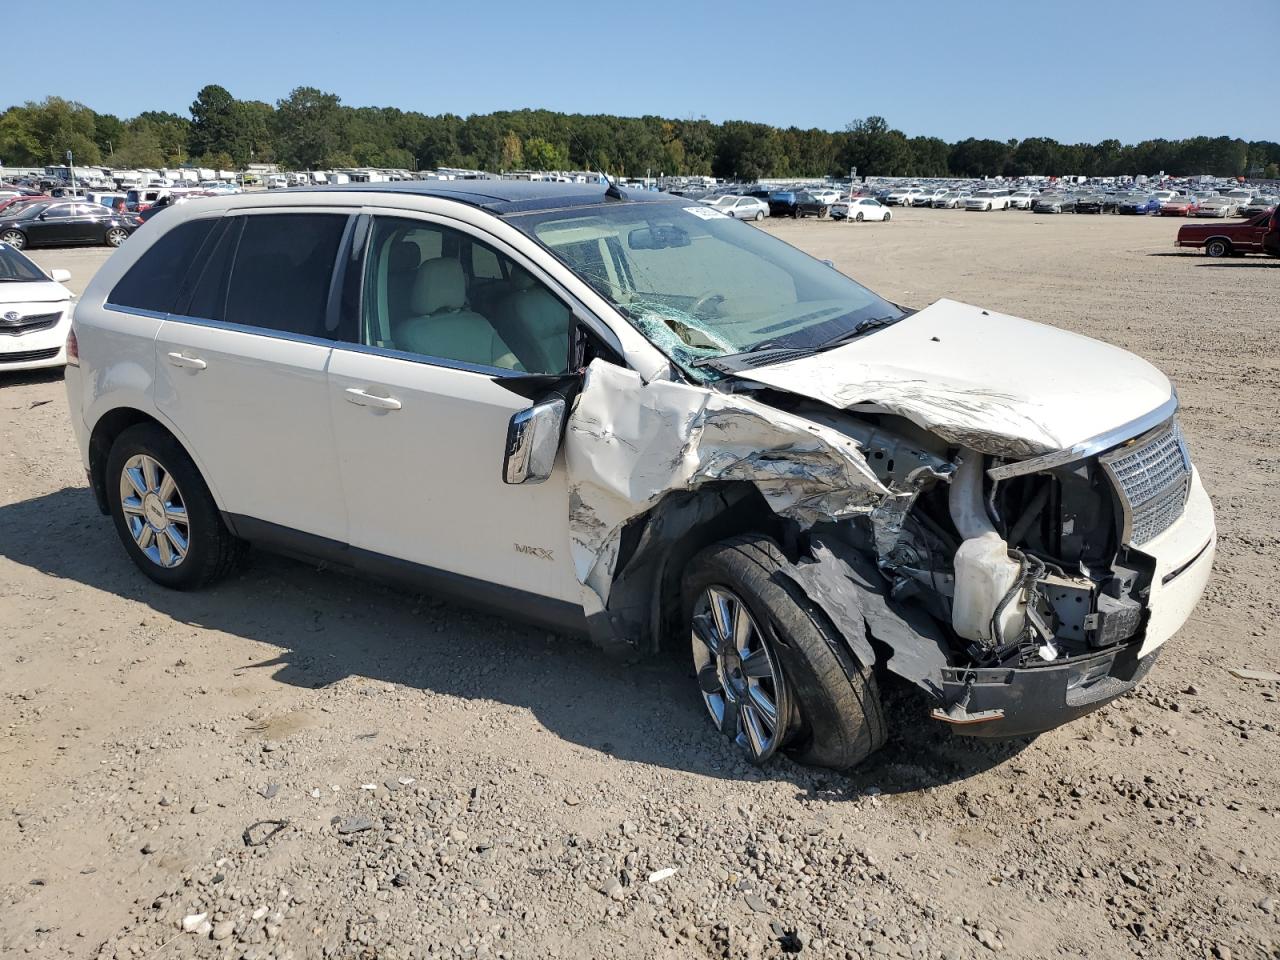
[0,346,61,364]
[1100,420,1192,545]
[0,311,61,336]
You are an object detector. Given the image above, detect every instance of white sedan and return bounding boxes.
[0,243,74,372]
[707,195,770,220]
[831,197,892,222]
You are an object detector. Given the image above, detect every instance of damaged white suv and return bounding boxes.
[65,181,1215,768]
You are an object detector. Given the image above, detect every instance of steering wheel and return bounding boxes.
[690,291,726,319]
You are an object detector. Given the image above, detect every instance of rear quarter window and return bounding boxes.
[108,219,218,314]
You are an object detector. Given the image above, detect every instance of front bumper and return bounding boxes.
[0,309,71,372]
[934,643,1162,738]
[935,468,1215,738]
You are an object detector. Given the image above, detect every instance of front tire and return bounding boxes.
[105,227,129,247]
[683,536,886,770]
[1205,239,1231,258]
[1,229,26,249]
[106,424,244,589]
[883,211,891,222]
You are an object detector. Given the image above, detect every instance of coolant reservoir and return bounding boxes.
[949,452,1028,646]
[952,531,1025,644]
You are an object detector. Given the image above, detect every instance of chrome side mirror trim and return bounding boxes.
[503,396,566,485]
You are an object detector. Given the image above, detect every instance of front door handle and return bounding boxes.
[344,387,402,411]
[166,351,207,370]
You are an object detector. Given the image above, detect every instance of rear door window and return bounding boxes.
[108,218,218,314]
[184,213,348,338]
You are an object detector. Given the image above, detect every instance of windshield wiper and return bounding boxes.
[810,312,906,352]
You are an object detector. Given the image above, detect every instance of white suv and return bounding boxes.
[64,182,1216,768]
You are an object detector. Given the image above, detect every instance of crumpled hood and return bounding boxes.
[743,298,1173,458]
[0,280,71,306]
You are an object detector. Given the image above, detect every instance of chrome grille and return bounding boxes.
[1100,420,1191,546]
[0,311,61,335]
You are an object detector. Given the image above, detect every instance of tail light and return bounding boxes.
[65,326,79,367]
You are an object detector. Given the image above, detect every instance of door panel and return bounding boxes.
[153,323,348,542]
[327,348,580,604]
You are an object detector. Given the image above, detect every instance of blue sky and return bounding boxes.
[13,0,1276,143]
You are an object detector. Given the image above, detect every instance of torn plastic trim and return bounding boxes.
[778,534,953,698]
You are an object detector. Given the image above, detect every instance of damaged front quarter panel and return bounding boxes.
[563,360,952,694]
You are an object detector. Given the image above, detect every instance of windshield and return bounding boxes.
[5,201,52,221]
[508,201,903,376]
[0,244,46,281]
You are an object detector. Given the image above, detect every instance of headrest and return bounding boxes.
[388,240,420,273]
[511,267,537,291]
[411,258,466,315]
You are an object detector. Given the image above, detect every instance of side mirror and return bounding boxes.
[50,268,71,283]
[503,396,566,485]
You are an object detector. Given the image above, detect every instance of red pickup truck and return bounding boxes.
[1176,210,1274,257]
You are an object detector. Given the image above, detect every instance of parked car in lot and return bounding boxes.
[0,200,139,250]
[965,189,1012,211]
[1116,195,1161,215]
[1238,196,1276,217]
[830,197,892,221]
[808,188,842,206]
[706,195,770,220]
[1008,190,1037,210]
[1176,210,1274,258]
[793,192,832,218]
[884,186,926,206]
[1159,196,1199,216]
[1192,197,1236,218]
[766,190,801,217]
[1032,193,1075,213]
[0,242,74,372]
[1074,194,1117,214]
[0,195,50,217]
[932,191,970,208]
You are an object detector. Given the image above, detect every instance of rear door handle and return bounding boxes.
[166,351,207,370]
[344,387,402,411]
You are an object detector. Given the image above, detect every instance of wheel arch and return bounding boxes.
[599,482,785,656]
[1203,235,1233,251]
[88,408,218,517]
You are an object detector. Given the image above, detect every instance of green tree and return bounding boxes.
[499,131,523,170]
[523,136,568,171]
[274,87,346,168]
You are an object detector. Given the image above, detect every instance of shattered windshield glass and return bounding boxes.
[506,201,903,376]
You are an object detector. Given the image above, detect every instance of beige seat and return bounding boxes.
[498,270,571,374]
[394,258,521,370]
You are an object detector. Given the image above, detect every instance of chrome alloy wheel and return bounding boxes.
[691,585,789,762]
[119,454,189,568]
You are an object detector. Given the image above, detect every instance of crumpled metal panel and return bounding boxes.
[564,360,891,612]
[741,299,1173,460]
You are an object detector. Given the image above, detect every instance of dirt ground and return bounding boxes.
[1,208,1276,960]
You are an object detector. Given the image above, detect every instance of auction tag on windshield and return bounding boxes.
[684,205,730,220]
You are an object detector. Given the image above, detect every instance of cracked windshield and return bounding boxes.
[511,202,903,374]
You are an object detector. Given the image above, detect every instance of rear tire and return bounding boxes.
[106,424,245,589]
[754,210,763,221]
[1205,239,1230,258]
[683,535,887,770]
[855,211,864,222]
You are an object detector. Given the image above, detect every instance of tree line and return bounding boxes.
[2,86,1277,181]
